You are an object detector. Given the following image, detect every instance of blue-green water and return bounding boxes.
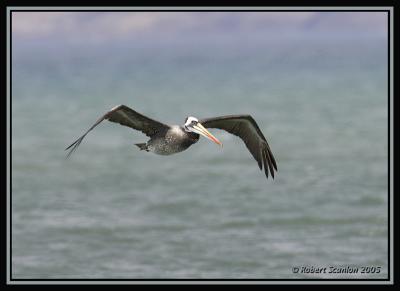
[11,32,388,279]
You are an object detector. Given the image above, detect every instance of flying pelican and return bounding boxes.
[65,105,277,178]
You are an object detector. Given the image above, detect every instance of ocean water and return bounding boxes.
[11,34,388,279]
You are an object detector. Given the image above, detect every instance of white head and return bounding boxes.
[184,116,199,129]
[183,116,222,146]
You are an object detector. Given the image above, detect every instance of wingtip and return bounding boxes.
[65,147,74,159]
[264,172,275,180]
[270,165,275,179]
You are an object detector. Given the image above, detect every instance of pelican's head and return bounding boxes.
[184,116,222,147]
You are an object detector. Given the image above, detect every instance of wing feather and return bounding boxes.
[199,115,277,179]
[65,105,169,158]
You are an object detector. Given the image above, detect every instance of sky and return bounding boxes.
[12,11,387,44]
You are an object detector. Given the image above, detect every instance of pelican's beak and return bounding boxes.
[192,123,223,147]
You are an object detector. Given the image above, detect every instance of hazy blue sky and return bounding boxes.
[12,11,387,44]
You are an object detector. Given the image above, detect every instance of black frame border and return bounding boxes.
[5,6,394,284]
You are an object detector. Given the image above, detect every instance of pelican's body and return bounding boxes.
[144,126,199,155]
[66,105,277,179]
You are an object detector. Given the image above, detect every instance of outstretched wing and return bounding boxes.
[199,115,277,179]
[65,105,169,158]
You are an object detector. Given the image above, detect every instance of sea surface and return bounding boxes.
[11,32,388,279]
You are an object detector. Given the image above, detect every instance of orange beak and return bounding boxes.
[192,123,223,147]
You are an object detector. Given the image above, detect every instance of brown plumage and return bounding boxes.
[65,105,169,158]
[66,105,277,179]
[200,115,277,178]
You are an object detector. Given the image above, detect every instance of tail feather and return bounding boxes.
[135,143,148,151]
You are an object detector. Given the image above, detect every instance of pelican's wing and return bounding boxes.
[199,115,277,179]
[65,105,169,158]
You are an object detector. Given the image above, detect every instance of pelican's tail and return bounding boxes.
[135,143,149,152]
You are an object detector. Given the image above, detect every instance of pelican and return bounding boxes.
[66,105,277,178]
